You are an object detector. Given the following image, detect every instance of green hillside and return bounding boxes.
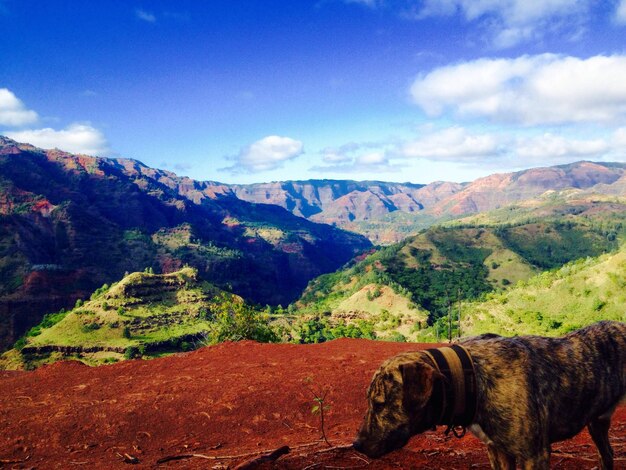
[297,197,626,333]
[459,246,626,337]
[1,267,275,369]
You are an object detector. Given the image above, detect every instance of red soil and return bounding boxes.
[1,339,625,469]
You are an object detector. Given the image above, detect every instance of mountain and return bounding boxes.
[231,180,463,243]
[296,195,626,331]
[0,137,370,350]
[459,245,626,338]
[230,180,462,219]
[229,162,626,243]
[430,161,626,216]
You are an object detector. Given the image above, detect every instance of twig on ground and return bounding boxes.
[302,464,322,470]
[0,455,30,464]
[157,443,317,465]
[156,453,215,464]
[312,443,355,455]
[233,445,290,470]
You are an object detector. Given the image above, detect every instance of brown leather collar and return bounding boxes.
[423,345,477,428]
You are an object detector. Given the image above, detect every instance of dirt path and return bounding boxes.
[1,339,625,469]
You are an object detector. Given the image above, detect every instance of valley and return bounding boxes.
[0,137,369,349]
[2,136,626,368]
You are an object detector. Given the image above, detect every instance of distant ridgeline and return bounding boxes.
[230,161,626,243]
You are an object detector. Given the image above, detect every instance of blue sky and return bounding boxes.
[2,0,626,184]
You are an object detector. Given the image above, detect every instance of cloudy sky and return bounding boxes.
[2,0,626,184]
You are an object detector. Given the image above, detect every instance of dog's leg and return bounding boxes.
[521,449,550,470]
[588,415,614,470]
[486,444,515,470]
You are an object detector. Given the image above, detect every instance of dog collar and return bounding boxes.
[423,345,477,429]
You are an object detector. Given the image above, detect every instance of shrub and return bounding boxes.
[207,294,278,344]
[592,299,606,311]
[124,346,140,359]
[13,337,27,351]
[385,332,407,342]
[75,299,83,308]
[122,326,131,339]
[548,320,562,330]
[81,322,101,333]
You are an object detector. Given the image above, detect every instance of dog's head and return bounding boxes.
[353,352,441,458]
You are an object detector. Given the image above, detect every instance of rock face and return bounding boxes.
[433,162,626,216]
[231,180,451,221]
[230,162,626,241]
[0,137,371,350]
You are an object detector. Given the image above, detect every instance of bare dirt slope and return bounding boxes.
[1,339,625,469]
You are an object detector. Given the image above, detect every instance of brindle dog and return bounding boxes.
[353,321,626,470]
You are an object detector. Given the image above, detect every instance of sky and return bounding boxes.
[1,0,626,184]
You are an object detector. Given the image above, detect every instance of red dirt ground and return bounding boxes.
[1,339,625,469]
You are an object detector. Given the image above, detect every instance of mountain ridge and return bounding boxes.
[231,161,626,243]
[0,136,370,349]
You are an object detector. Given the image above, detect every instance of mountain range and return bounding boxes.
[2,135,626,351]
[229,162,626,242]
[0,136,369,349]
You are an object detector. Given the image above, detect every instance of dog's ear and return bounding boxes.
[400,361,440,408]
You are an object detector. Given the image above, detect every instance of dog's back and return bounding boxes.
[464,320,626,447]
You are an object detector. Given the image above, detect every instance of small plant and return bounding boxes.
[303,377,332,446]
[13,337,27,351]
[124,346,141,359]
[81,322,101,333]
[122,326,131,339]
[75,299,83,308]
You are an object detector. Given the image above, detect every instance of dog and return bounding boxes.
[353,321,626,470]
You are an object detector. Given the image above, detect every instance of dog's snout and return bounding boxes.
[352,439,364,453]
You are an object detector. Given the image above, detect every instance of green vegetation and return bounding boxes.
[459,247,626,337]
[3,192,626,370]
[2,267,277,369]
[204,293,278,344]
[293,316,375,343]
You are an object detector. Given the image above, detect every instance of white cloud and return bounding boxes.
[514,133,610,163]
[356,151,388,165]
[399,127,501,161]
[135,8,156,23]
[312,142,406,173]
[0,88,39,126]
[221,135,304,174]
[411,54,626,126]
[318,125,626,178]
[6,124,111,156]
[320,142,364,163]
[411,0,590,48]
[616,0,626,24]
[613,127,626,148]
